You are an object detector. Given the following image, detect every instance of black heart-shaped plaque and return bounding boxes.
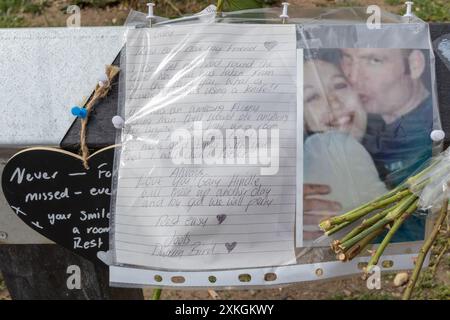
[1,146,116,264]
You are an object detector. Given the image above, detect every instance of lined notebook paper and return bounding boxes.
[113,24,298,270]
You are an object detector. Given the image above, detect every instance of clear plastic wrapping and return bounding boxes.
[407,148,450,211]
[108,6,442,288]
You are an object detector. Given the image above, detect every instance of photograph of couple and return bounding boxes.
[302,47,438,244]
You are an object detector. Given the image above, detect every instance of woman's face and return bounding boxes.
[304,59,367,141]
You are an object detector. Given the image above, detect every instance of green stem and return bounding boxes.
[339,194,418,251]
[152,288,162,300]
[405,156,442,188]
[320,186,404,231]
[325,220,352,236]
[403,198,449,300]
[339,202,399,244]
[340,228,385,261]
[366,199,419,273]
[322,177,430,233]
[217,0,224,13]
[325,189,412,229]
[319,188,398,231]
[430,242,449,277]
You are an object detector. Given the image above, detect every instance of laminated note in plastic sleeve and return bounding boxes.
[108,6,442,288]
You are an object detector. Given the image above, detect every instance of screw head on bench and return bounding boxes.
[0,231,8,241]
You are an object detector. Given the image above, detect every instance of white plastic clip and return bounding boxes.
[146,2,155,26]
[112,115,125,129]
[98,73,109,87]
[280,2,290,24]
[404,1,414,18]
[430,130,445,142]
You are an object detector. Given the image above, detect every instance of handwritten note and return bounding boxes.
[113,24,297,270]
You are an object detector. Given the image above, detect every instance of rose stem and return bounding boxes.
[339,228,385,262]
[338,194,418,251]
[403,198,449,300]
[365,199,419,273]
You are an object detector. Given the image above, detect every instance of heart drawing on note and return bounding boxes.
[225,242,237,253]
[264,41,278,51]
[216,214,227,225]
[1,146,115,264]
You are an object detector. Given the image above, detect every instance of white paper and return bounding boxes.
[113,24,298,270]
[0,27,125,146]
[296,49,304,247]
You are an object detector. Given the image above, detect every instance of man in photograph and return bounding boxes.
[340,48,434,188]
[338,48,435,242]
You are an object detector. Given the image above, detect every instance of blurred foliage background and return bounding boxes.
[0,0,450,28]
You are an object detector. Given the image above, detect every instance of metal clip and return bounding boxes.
[280,2,290,24]
[147,2,156,27]
[403,1,414,22]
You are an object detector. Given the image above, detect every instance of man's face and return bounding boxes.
[340,48,414,115]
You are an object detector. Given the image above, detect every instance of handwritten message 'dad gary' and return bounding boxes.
[113,24,298,270]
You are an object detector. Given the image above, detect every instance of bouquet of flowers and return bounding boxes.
[319,151,450,299]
